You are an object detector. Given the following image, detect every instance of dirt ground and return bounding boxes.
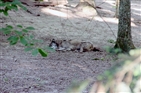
[0,0,141,93]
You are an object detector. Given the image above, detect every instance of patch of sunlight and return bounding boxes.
[132,12,141,16]
[94,17,137,27]
[41,8,70,18]
[94,16,118,24]
[131,22,137,27]
[105,0,116,6]
[132,8,141,12]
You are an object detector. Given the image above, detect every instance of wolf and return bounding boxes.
[49,39,62,50]
[49,39,100,52]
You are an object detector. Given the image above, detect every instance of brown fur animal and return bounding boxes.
[79,42,94,52]
[59,39,99,52]
[49,39,101,52]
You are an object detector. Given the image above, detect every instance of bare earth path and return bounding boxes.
[0,0,141,93]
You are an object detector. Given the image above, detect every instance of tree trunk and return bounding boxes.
[114,0,135,53]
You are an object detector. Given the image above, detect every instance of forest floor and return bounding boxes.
[0,0,141,93]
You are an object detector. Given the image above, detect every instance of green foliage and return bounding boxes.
[104,46,122,54]
[67,49,141,93]
[98,49,141,80]
[38,48,48,57]
[0,0,27,16]
[0,0,50,57]
[31,48,39,56]
[67,79,90,93]
[0,25,49,57]
[107,39,115,44]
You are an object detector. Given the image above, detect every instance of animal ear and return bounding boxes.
[51,39,55,42]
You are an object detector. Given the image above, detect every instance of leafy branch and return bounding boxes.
[0,0,26,16]
[0,0,51,57]
[0,25,49,57]
[67,49,141,93]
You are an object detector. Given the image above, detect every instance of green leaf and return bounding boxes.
[24,47,33,52]
[25,43,34,47]
[4,30,11,34]
[6,25,13,29]
[20,36,28,46]
[15,30,23,36]
[17,25,22,28]
[5,2,11,6]
[10,4,18,11]
[7,36,19,45]
[7,36,13,41]
[2,28,11,34]
[18,4,27,10]
[32,48,38,56]
[0,3,5,7]
[12,0,21,5]
[0,25,13,34]
[7,5,12,10]
[0,9,4,12]
[3,10,8,16]
[26,27,35,30]
[11,36,19,44]
[22,29,28,33]
[5,6,10,11]
[38,48,48,57]
[28,43,34,46]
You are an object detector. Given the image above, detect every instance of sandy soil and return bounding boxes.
[0,0,141,93]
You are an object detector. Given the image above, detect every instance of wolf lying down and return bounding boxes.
[49,39,101,52]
